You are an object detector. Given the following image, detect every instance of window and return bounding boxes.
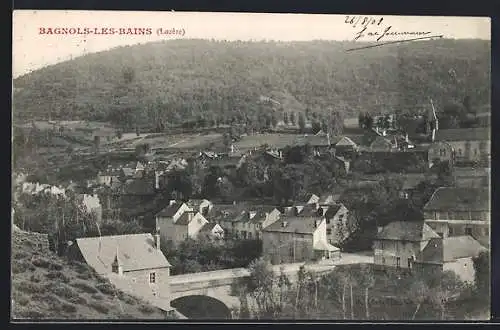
[382,257,385,264]
[248,232,253,239]
[408,257,413,269]
[474,149,478,156]
[289,245,294,258]
[458,148,462,156]
[449,227,453,236]
[326,229,332,235]
[438,232,444,238]
[396,257,401,269]
[380,241,384,250]
[326,219,331,224]
[149,272,156,284]
[465,227,473,236]
[198,218,203,224]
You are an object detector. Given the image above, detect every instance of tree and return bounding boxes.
[409,279,431,320]
[428,271,466,320]
[298,113,306,133]
[358,264,375,319]
[122,66,135,84]
[244,257,279,318]
[472,251,490,296]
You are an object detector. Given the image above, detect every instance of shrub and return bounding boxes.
[91,293,104,300]
[67,295,87,305]
[138,304,156,314]
[49,262,64,271]
[122,294,138,305]
[50,283,79,300]
[46,270,70,283]
[96,282,116,295]
[60,302,78,313]
[71,280,99,294]
[76,272,92,280]
[31,257,51,268]
[29,273,42,283]
[88,301,111,314]
[15,295,30,306]
[15,281,46,295]
[12,260,31,274]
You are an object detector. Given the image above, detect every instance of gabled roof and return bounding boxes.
[263,216,322,234]
[434,128,490,142]
[156,202,185,217]
[324,204,346,219]
[76,234,171,274]
[376,221,440,241]
[295,204,324,218]
[199,222,223,233]
[423,187,490,212]
[335,136,358,147]
[443,236,488,262]
[318,194,340,205]
[176,212,195,225]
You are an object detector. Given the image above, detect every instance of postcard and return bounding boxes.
[11,10,491,321]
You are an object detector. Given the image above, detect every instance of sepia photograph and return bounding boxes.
[11,11,491,321]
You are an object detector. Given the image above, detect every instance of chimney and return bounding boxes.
[154,231,161,250]
[279,150,283,159]
[282,221,288,228]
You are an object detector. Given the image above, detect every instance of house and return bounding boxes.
[413,235,488,284]
[423,187,490,243]
[428,128,490,166]
[186,199,214,216]
[452,167,490,188]
[303,193,320,206]
[155,201,193,248]
[69,233,173,313]
[324,203,350,245]
[221,206,281,240]
[262,216,340,265]
[332,155,350,174]
[373,221,441,271]
[369,135,397,152]
[334,136,359,153]
[174,211,209,241]
[317,194,341,207]
[198,222,225,240]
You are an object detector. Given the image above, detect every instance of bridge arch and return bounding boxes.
[170,295,232,319]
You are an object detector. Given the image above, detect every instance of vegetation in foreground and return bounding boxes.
[231,255,490,320]
[11,228,173,320]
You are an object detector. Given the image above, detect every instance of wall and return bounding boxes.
[157,216,187,248]
[443,257,476,284]
[425,219,490,239]
[125,267,171,301]
[424,210,490,221]
[188,213,208,239]
[373,239,422,269]
[262,231,314,265]
[326,206,349,245]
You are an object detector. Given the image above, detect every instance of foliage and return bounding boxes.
[14,40,490,129]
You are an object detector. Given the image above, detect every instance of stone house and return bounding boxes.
[222,206,281,240]
[155,201,194,248]
[198,222,225,240]
[428,128,490,166]
[423,187,490,245]
[413,235,488,284]
[69,233,173,312]
[373,221,441,271]
[324,203,350,245]
[262,216,340,265]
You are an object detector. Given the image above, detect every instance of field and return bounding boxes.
[11,227,172,320]
[110,132,224,151]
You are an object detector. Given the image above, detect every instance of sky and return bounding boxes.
[12,11,491,78]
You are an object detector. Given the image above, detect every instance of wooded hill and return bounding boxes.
[13,39,490,130]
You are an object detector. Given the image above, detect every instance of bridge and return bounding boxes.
[168,253,373,318]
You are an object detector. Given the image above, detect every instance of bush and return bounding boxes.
[29,273,42,283]
[72,280,99,294]
[12,260,32,274]
[76,272,92,280]
[15,295,30,306]
[138,303,156,314]
[46,270,71,283]
[122,294,138,305]
[15,281,46,295]
[49,262,64,271]
[60,301,78,313]
[67,295,87,305]
[88,301,111,314]
[31,257,51,268]
[50,283,79,300]
[96,282,116,295]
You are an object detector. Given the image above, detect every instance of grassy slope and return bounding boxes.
[11,228,170,320]
[13,39,491,125]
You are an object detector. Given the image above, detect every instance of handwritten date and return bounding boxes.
[345,16,384,29]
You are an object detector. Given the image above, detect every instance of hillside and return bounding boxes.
[13,39,490,129]
[11,227,172,320]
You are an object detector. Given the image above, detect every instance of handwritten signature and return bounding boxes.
[345,15,443,51]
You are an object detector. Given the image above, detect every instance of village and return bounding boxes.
[12,98,491,319]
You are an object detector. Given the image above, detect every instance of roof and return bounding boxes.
[423,187,490,212]
[296,204,324,217]
[199,222,223,233]
[313,240,340,251]
[324,204,344,218]
[263,217,322,234]
[318,194,341,205]
[443,236,488,262]
[434,128,490,142]
[156,203,184,217]
[376,221,440,241]
[335,136,358,147]
[76,234,171,274]
[175,212,198,225]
